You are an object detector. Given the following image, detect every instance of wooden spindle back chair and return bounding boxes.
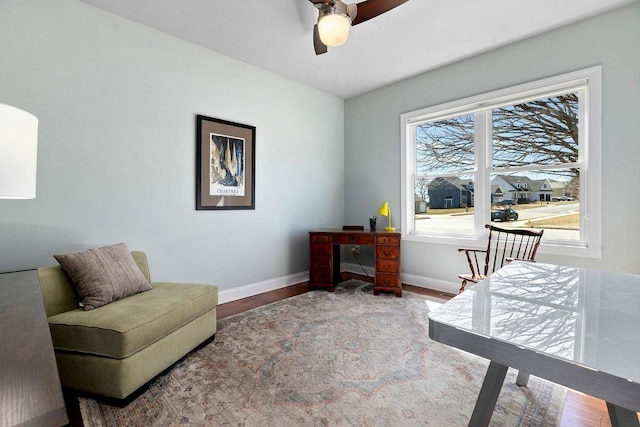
[457,224,544,293]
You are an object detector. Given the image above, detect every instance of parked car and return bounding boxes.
[555,196,574,201]
[491,208,519,222]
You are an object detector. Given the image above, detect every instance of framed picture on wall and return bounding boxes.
[196,115,256,210]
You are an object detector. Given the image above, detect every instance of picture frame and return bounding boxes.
[196,115,256,210]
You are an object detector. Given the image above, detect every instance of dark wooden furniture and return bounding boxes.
[0,270,68,427]
[457,223,544,293]
[309,230,402,297]
[342,225,364,230]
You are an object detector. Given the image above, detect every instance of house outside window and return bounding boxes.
[400,67,602,257]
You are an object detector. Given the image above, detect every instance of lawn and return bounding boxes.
[420,202,580,228]
[526,212,580,228]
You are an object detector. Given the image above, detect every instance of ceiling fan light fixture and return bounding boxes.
[318,12,351,47]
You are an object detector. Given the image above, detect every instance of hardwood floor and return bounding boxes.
[216,282,310,319]
[218,275,626,427]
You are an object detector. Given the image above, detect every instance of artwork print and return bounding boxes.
[196,115,255,210]
[209,133,245,197]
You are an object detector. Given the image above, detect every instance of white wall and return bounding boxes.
[0,0,345,299]
[345,3,640,294]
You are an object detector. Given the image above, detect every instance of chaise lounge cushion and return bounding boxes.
[47,282,218,359]
[53,243,152,311]
[39,250,219,399]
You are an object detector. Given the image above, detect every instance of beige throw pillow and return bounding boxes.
[54,243,152,310]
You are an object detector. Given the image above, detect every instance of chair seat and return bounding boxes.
[457,224,544,293]
[457,273,486,284]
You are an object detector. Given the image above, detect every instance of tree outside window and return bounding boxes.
[401,67,601,256]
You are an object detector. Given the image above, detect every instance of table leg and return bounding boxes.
[606,402,640,427]
[515,371,530,386]
[469,361,508,427]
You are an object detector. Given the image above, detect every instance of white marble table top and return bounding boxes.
[429,261,640,386]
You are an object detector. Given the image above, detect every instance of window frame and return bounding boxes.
[400,66,602,258]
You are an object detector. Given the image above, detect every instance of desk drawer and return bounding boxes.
[310,243,331,256]
[310,256,331,270]
[332,234,374,245]
[310,234,331,243]
[375,273,399,288]
[376,245,399,259]
[376,235,400,246]
[376,260,399,273]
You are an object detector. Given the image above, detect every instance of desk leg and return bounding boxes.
[515,371,530,386]
[468,361,508,427]
[606,402,640,427]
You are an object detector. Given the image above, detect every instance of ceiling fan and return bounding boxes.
[309,0,409,55]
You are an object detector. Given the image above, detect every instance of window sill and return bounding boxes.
[402,231,601,258]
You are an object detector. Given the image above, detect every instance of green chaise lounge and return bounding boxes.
[38,250,218,400]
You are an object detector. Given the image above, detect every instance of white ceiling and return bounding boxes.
[78,0,637,99]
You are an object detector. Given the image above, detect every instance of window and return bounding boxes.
[401,67,602,257]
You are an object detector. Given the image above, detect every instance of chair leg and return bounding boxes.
[459,279,467,293]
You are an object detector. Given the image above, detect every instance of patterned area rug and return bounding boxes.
[79,281,566,426]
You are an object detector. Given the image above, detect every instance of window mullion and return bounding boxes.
[578,86,588,243]
[401,66,601,258]
[474,111,492,233]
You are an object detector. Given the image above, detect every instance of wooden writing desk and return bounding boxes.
[309,230,402,297]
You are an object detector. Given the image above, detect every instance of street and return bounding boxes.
[415,202,580,241]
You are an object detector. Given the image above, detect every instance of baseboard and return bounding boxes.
[399,271,459,295]
[342,262,459,295]
[218,271,309,304]
[218,266,460,304]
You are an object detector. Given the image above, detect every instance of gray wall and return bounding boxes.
[2,0,637,299]
[0,0,345,297]
[345,3,640,293]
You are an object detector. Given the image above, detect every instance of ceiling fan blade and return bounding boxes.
[313,24,328,55]
[351,0,409,25]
